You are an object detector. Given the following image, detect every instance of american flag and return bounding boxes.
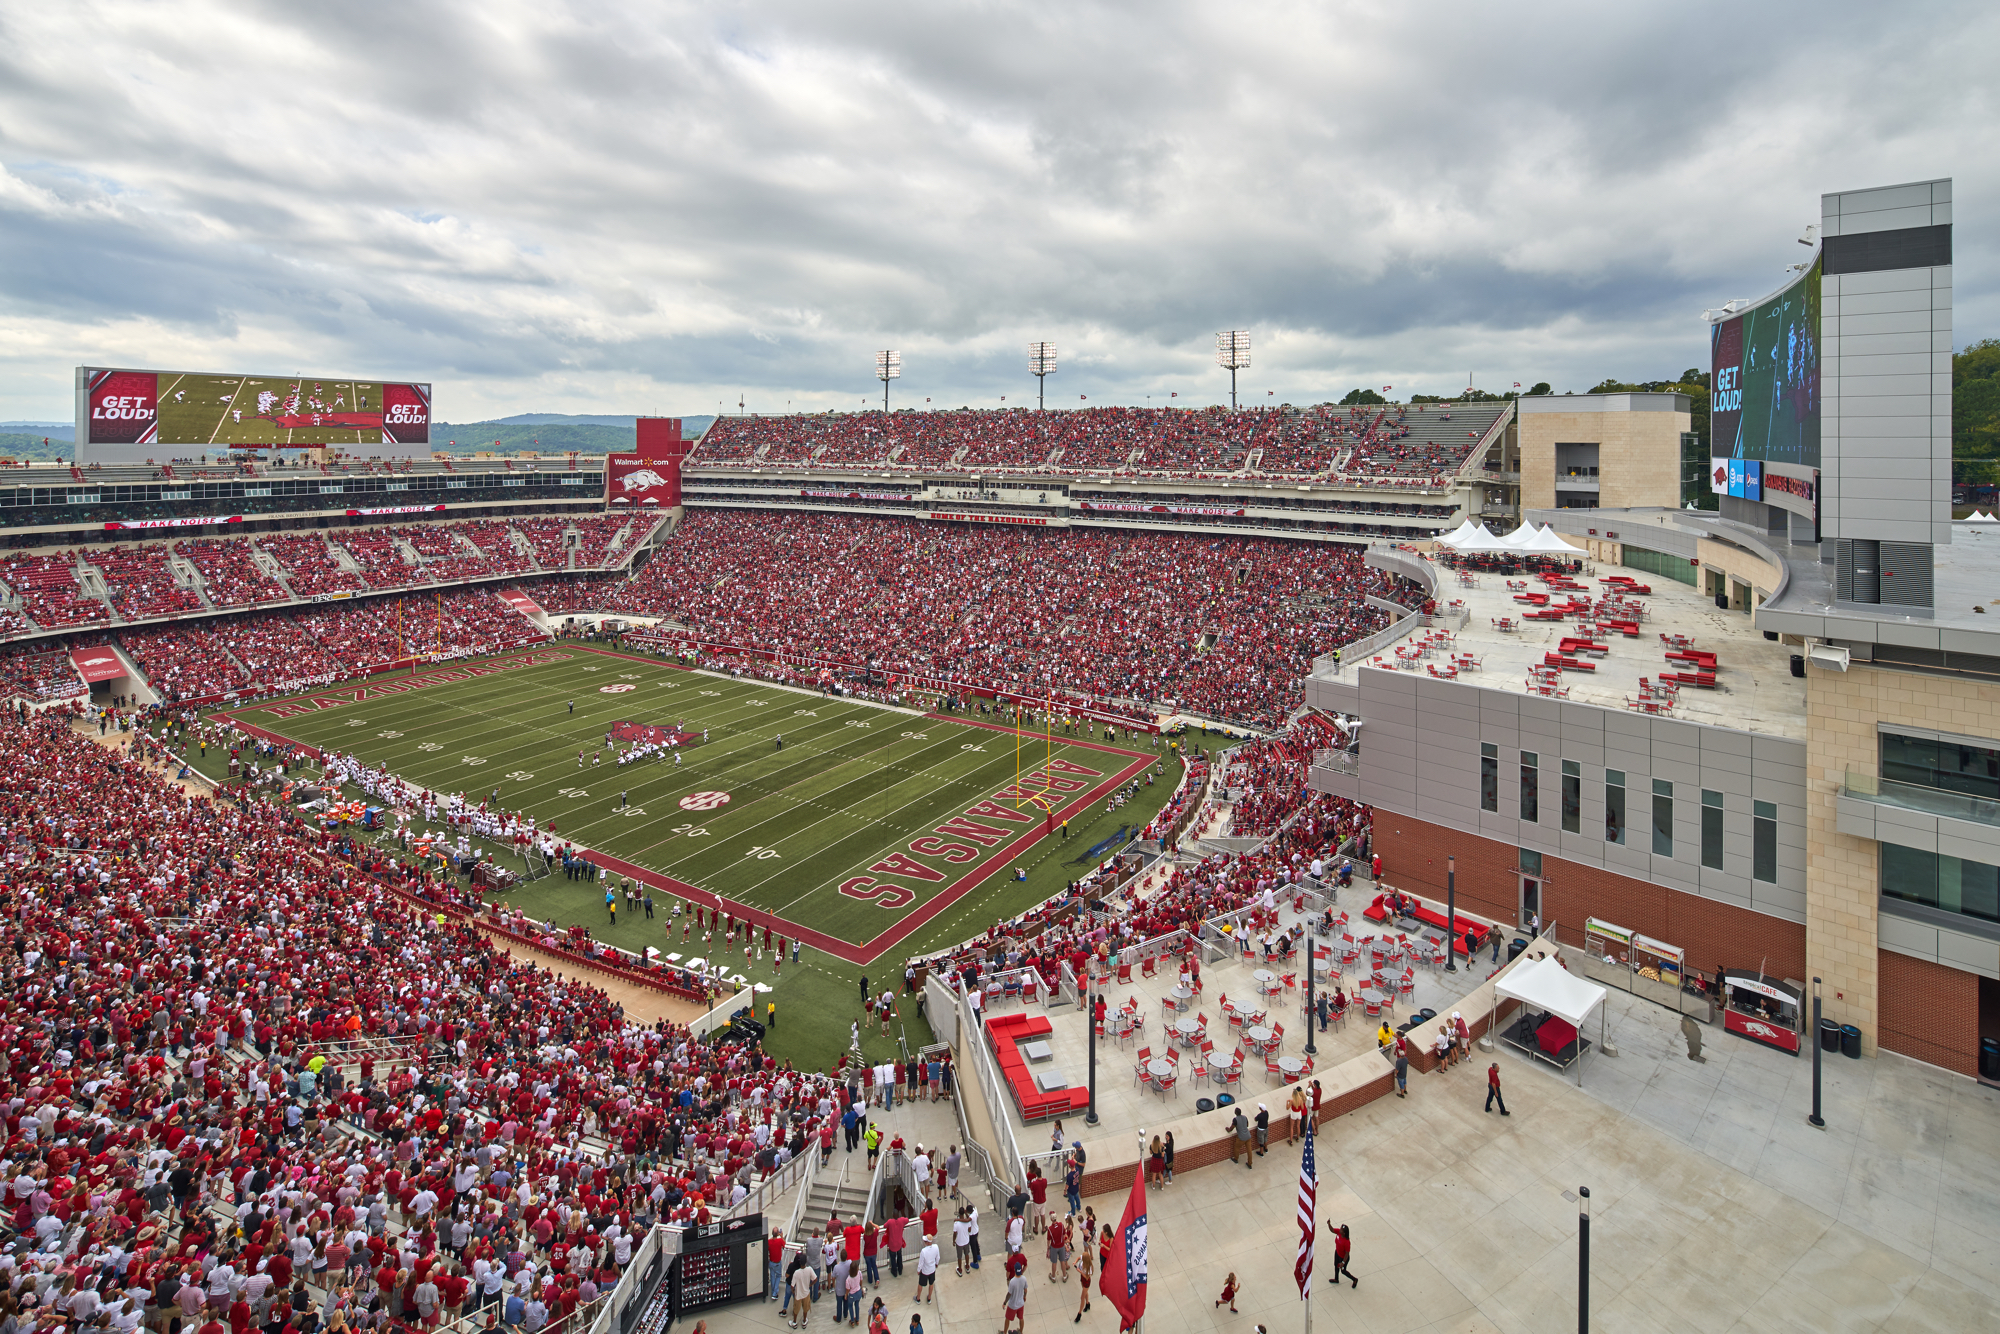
[1295,1124,1317,1296]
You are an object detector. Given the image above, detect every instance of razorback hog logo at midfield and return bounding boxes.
[619,469,670,492]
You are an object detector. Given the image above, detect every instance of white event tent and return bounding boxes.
[1494,955,1609,1084]
[1520,524,1589,556]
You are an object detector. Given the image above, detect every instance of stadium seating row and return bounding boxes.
[0,516,655,635]
[572,509,1418,729]
[691,402,1507,480]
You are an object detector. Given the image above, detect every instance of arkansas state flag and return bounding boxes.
[1099,1162,1149,1327]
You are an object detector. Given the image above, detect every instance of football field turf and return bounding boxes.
[153,372,383,448]
[220,644,1167,964]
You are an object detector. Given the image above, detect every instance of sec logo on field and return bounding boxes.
[679,791,731,811]
[599,683,636,693]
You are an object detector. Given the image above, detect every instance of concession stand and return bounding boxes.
[1577,918,1708,1019]
[1719,970,1803,1055]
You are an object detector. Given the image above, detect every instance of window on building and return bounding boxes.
[1606,770,1626,845]
[1520,848,1543,877]
[1880,731,2000,803]
[1480,743,1498,813]
[1753,800,1778,883]
[1881,843,2000,925]
[1621,544,1699,587]
[1701,790,1724,870]
[1652,779,1674,857]
[1561,760,1581,834]
[1520,751,1539,823]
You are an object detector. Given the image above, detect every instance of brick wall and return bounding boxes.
[1076,1067,1394,1198]
[1072,998,1527,1198]
[1878,948,1980,1076]
[1373,812,1805,988]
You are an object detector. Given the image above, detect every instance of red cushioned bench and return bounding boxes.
[986,1013,1087,1120]
[1360,893,1492,956]
[1542,653,1596,672]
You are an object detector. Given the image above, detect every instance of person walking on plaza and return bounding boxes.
[914,1236,939,1303]
[1215,1273,1239,1313]
[1394,1046,1409,1098]
[951,1211,971,1277]
[1485,1063,1509,1115]
[1326,1223,1357,1288]
[1000,1268,1028,1334]
[789,1260,815,1327]
[1071,1221,1094,1322]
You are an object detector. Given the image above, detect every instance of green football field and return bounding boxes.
[217,644,1173,964]
[153,371,385,448]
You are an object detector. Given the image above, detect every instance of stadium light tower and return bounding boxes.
[875,350,901,411]
[1216,329,1251,409]
[1029,342,1058,410]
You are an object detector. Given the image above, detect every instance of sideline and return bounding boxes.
[472,926,710,1028]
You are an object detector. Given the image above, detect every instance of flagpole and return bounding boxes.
[1135,1131,1147,1334]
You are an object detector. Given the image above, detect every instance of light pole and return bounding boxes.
[1304,926,1317,1057]
[1577,1186,1590,1332]
[1808,976,1825,1128]
[1216,330,1250,410]
[875,350,901,412]
[1030,343,1057,410]
[1444,855,1458,972]
[1084,967,1100,1125]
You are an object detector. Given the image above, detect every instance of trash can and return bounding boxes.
[1215,1093,1235,1109]
[1418,1008,1437,1024]
[1840,1024,1862,1059]
[1819,1018,1841,1052]
[1790,654,1805,679]
[1195,1097,1216,1114]
[1980,1036,2000,1081]
[1508,938,1529,963]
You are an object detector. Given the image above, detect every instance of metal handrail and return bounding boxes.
[723,1146,811,1222]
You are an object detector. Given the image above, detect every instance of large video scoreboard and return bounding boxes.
[76,365,432,463]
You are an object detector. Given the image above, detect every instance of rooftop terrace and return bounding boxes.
[1366,551,1807,740]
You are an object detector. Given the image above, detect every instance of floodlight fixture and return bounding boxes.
[1029,342,1058,410]
[1216,330,1251,408]
[875,350,901,410]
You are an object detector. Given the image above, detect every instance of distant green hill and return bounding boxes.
[431,422,635,454]
[0,432,72,460]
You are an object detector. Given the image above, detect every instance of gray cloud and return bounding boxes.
[0,0,1993,420]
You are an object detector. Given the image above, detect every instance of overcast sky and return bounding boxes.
[1,0,1994,423]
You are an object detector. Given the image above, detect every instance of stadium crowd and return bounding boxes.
[915,711,1371,997]
[118,591,550,703]
[690,402,1499,482]
[0,517,658,642]
[583,510,1411,729]
[0,707,873,1334]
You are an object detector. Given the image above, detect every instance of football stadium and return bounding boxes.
[2,174,1994,1333]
